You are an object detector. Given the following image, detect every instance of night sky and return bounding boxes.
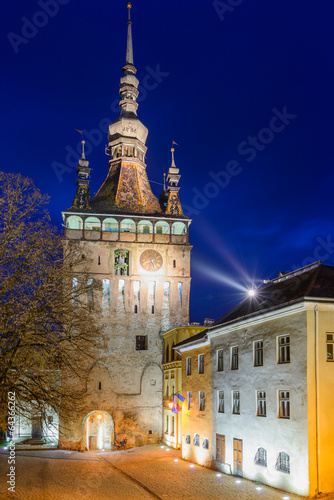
[2,0,334,323]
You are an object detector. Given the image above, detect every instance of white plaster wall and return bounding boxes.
[210,310,310,497]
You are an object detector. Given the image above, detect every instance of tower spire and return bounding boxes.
[126,2,134,65]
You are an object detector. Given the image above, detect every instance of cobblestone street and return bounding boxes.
[0,444,325,500]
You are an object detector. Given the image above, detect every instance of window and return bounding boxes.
[114,250,129,275]
[217,349,224,372]
[278,335,290,363]
[218,391,224,413]
[173,260,176,268]
[171,416,175,435]
[136,335,147,351]
[327,333,334,361]
[166,380,170,398]
[193,433,200,446]
[165,346,169,363]
[279,390,290,418]
[72,277,78,305]
[198,354,204,374]
[185,434,191,444]
[232,391,240,414]
[134,305,138,314]
[151,305,155,314]
[202,438,209,449]
[231,346,238,370]
[276,452,290,473]
[257,391,266,417]
[98,382,102,391]
[254,340,263,366]
[187,391,192,410]
[118,280,125,304]
[134,280,140,301]
[199,391,205,411]
[186,357,191,376]
[254,447,267,467]
[163,282,170,301]
[165,415,169,434]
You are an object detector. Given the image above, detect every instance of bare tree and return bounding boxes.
[0,171,103,435]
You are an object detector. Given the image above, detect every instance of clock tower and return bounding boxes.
[61,3,192,451]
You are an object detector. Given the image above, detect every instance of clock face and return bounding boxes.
[140,249,163,272]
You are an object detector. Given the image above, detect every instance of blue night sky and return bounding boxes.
[2,0,334,322]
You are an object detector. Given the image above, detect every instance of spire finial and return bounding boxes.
[81,140,86,160]
[126,2,134,65]
[163,170,166,191]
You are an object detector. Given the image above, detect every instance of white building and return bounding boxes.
[207,262,334,497]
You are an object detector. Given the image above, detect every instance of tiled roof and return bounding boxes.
[174,329,208,349]
[213,262,334,327]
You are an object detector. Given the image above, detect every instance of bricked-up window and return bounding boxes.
[87,279,94,310]
[136,336,147,351]
[193,433,200,446]
[231,346,238,370]
[279,390,290,418]
[198,354,204,374]
[218,391,224,413]
[254,340,263,366]
[327,333,334,360]
[199,391,205,411]
[278,335,290,363]
[178,282,183,305]
[232,391,240,414]
[102,279,110,310]
[217,349,224,371]
[187,391,192,410]
[72,277,78,306]
[276,452,290,474]
[163,282,170,301]
[186,357,191,376]
[185,434,191,444]
[254,447,267,467]
[256,391,266,417]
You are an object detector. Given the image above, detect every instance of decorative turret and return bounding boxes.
[71,140,91,210]
[165,146,183,216]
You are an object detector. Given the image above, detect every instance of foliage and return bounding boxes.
[0,172,103,431]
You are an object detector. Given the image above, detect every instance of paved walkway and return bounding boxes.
[0,444,330,500]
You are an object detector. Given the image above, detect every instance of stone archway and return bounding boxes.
[82,411,114,451]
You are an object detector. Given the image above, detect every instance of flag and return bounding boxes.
[172,393,185,414]
[172,140,179,146]
[75,129,83,136]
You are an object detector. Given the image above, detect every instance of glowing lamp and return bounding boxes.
[248,289,256,297]
[168,401,173,409]
[256,486,262,491]
[190,464,195,468]
[235,479,241,484]
[161,445,164,449]
[174,459,178,462]
[216,473,222,477]
[282,497,290,500]
[97,414,102,420]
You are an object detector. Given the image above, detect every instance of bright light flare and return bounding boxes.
[256,486,262,491]
[248,289,256,297]
[190,464,195,468]
[235,479,241,484]
[174,459,178,462]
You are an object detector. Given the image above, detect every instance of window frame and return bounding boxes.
[218,390,224,413]
[276,452,290,474]
[187,391,192,410]
[135,335,148,351]
[278,390,290,419]
[193,433,200,447]
[253,340,263,367]
[198,353,204,374]
[186,357,191,376]
[199,391,205,412]
[232,390,240,415]
[254,447,267,467]
[278,335,290,364]
[217,349,224,372]
[256,390,266,417]
[231,346,239,370]
[327,333,334,361]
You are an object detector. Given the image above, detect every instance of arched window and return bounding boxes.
[85,217,101,231]
[138,220,153,234]
[193,434,200,446]
[171,343,175,361]
[120,218,136,233]
[254,447,267,467]
[102,218,118,232]
[172,221,187,235]
[276,452,290,473]
[155,221,170,234]
[66,215,83,230]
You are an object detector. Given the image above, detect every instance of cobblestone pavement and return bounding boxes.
[0,444,332,500]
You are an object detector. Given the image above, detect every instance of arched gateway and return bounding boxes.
[82,411,114,451]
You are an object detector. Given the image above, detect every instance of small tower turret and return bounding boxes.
[71,140,91,210]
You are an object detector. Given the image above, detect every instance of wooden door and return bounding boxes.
[216,434,225,463]
[31,417,42,439]
[233,438,243,476]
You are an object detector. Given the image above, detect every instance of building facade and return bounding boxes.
[175,331,213,467]
[59,4,192,451]
[208,262,334,497]
[162,325,206,449]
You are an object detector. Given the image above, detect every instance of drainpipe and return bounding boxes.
[314,305,320,495]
